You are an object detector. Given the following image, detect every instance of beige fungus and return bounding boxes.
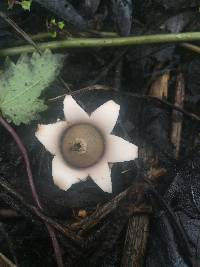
[35,95,138,193]
[60,123,105,168]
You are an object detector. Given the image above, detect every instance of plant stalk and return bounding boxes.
[0,32,199,56]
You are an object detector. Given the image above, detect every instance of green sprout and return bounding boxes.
[58,21,65,30]
[48,18,65,38]
[21,0,32,11]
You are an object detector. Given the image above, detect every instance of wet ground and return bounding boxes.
[0,0,200,266]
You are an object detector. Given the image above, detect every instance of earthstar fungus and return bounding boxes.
[35,96,138,193]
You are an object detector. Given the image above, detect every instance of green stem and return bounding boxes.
[0,32,199,56]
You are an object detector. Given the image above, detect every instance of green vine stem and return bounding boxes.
[0,32,199,56]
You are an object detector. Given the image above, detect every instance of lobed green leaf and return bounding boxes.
[0,49,65,125]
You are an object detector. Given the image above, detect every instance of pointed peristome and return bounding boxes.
[35,95,138,193]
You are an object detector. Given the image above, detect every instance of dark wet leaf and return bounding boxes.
[154,0,198,10]
[33,0,87,31]
[141,105,173,161]
[0,30,12,38]
[146,153,200,267]
[83,0,101,16]
[112,0,133,36]
[165,158,200,219]
[146,215,188,267]
[187,58,200,96]
[161,12,193,33]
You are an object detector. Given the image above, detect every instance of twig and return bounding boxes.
[143,95,200,121]
[0,117,64,267]
[69,86,200,122]
[91,48,128,85]
[180,43,200,54]
[0,177,82,243]
[0,32,200,56]
[0,11,41,54]
[121,215,149,266]
[0,223,18,266]
[70,187,130,232]
[0,209,19,218]
[121,70,170,267]
[171,71,185,159]
[48,84,113,101]
[0,117,41,208]
[0,253,16,267]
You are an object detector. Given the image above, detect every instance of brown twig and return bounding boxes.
[0,209,19,218]
[121,215,149,266]
[0,176,82,244]
[171,71,185,158]
[180,43,200,54]
[121,70,170,267]
[70,187,130,232]
[48,84,112,102]
[0,253,16,267]
[49,83,200,122]
[0,116,64,267]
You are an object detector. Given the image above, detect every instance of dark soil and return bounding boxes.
[0,0,200,266]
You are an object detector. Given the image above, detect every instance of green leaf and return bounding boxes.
[0,50,65,125]
[49,31,57,38]
[58,21,65,30]
[21,0,32,11]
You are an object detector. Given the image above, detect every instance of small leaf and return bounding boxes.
[58,21,65,30]
[21,0,32,11]
[0,50,65,125]
[50,18,56,25]
[49,31,57,38]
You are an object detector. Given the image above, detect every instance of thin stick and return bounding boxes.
[0,223,18,266]
[180,43,200,54]
[0,253,16,267]
[0,177,82,243]
[0,117,41,208]
[0,11,41,54]
[70,187,129,232]
[0,32,200,56]
[0,116,64,267]
[171,71,185,158]
[56,86,200,122]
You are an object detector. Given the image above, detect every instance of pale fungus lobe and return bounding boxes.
[35,96,138,193]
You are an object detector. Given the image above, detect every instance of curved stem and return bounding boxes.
[180,42,200,54]
[0,116,64,267]
[0,32,199,56]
